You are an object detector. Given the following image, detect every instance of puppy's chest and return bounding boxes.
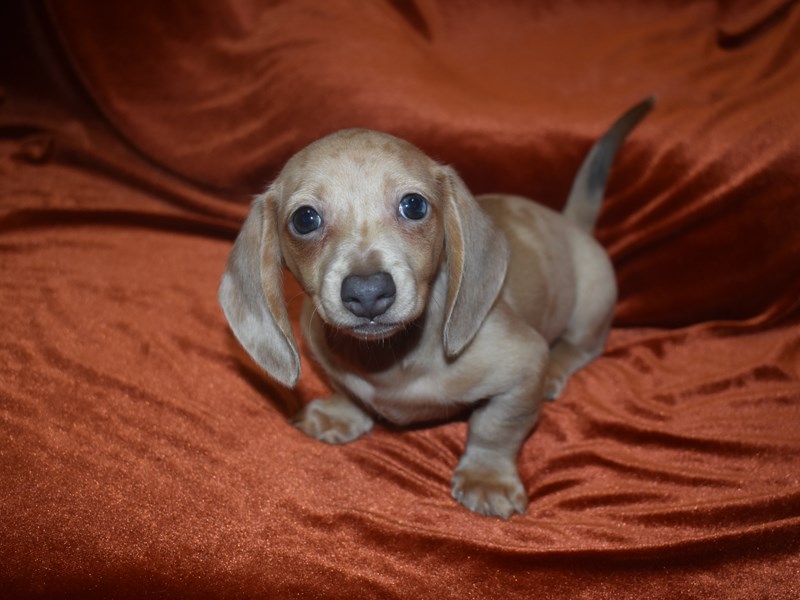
[335,361,473,426]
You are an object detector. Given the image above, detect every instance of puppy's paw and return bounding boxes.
[543,373,566,401]
[292,397,373,444]
[451,454,528,519]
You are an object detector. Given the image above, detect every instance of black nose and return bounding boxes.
[341,272,396,319]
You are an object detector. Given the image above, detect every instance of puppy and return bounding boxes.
[219,98,653,519]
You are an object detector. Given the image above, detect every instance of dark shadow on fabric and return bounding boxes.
[15,0,249,200]
[224,332,303,419]
[387,0,432,40]
[0,208,238,240]
[717,0,797,48]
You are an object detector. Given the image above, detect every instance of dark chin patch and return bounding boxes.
[322,316,426,373]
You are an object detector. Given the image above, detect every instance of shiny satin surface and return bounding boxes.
[2,1,799,598]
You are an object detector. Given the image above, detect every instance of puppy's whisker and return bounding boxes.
[287,290,306,306]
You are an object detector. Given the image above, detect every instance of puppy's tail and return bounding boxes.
[562,96,654,233]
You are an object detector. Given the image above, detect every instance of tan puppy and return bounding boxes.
[219,98,653,519]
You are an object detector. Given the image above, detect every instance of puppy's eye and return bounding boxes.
[399,193,428,221]
[290,206,323,235]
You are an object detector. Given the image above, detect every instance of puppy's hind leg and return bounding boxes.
[543,313,612,400]
[544,238,616,401]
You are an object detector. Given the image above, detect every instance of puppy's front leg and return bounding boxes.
[293,394,374,445]
[451,340,547,519]
[451,397,539,519]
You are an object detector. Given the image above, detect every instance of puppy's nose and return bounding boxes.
[341,272,396,319]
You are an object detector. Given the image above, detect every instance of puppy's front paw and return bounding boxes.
[292,397,373,444]
[451,453,528,519]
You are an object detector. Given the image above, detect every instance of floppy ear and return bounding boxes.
[439,166,510,358]
[218,191,300,387]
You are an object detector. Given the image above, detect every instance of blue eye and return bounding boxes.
[399,193,428,220]
[290,206,322,235]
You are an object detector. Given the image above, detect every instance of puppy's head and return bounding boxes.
[277,129,445,341]
[219,129,508,387]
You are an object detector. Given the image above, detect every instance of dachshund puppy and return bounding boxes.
[219,98,653,519]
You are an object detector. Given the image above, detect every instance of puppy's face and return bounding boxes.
[274,130,445,340]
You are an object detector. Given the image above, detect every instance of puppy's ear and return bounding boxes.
[218,191,300,387]
[439,166,509,358]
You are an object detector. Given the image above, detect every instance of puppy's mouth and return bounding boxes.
[348,320,404,340]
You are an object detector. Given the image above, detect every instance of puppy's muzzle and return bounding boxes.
[341,272,396,319]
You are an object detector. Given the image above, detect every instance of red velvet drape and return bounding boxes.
[2,1,799,597]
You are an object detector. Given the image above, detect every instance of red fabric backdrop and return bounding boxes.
[2,1,799,598]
